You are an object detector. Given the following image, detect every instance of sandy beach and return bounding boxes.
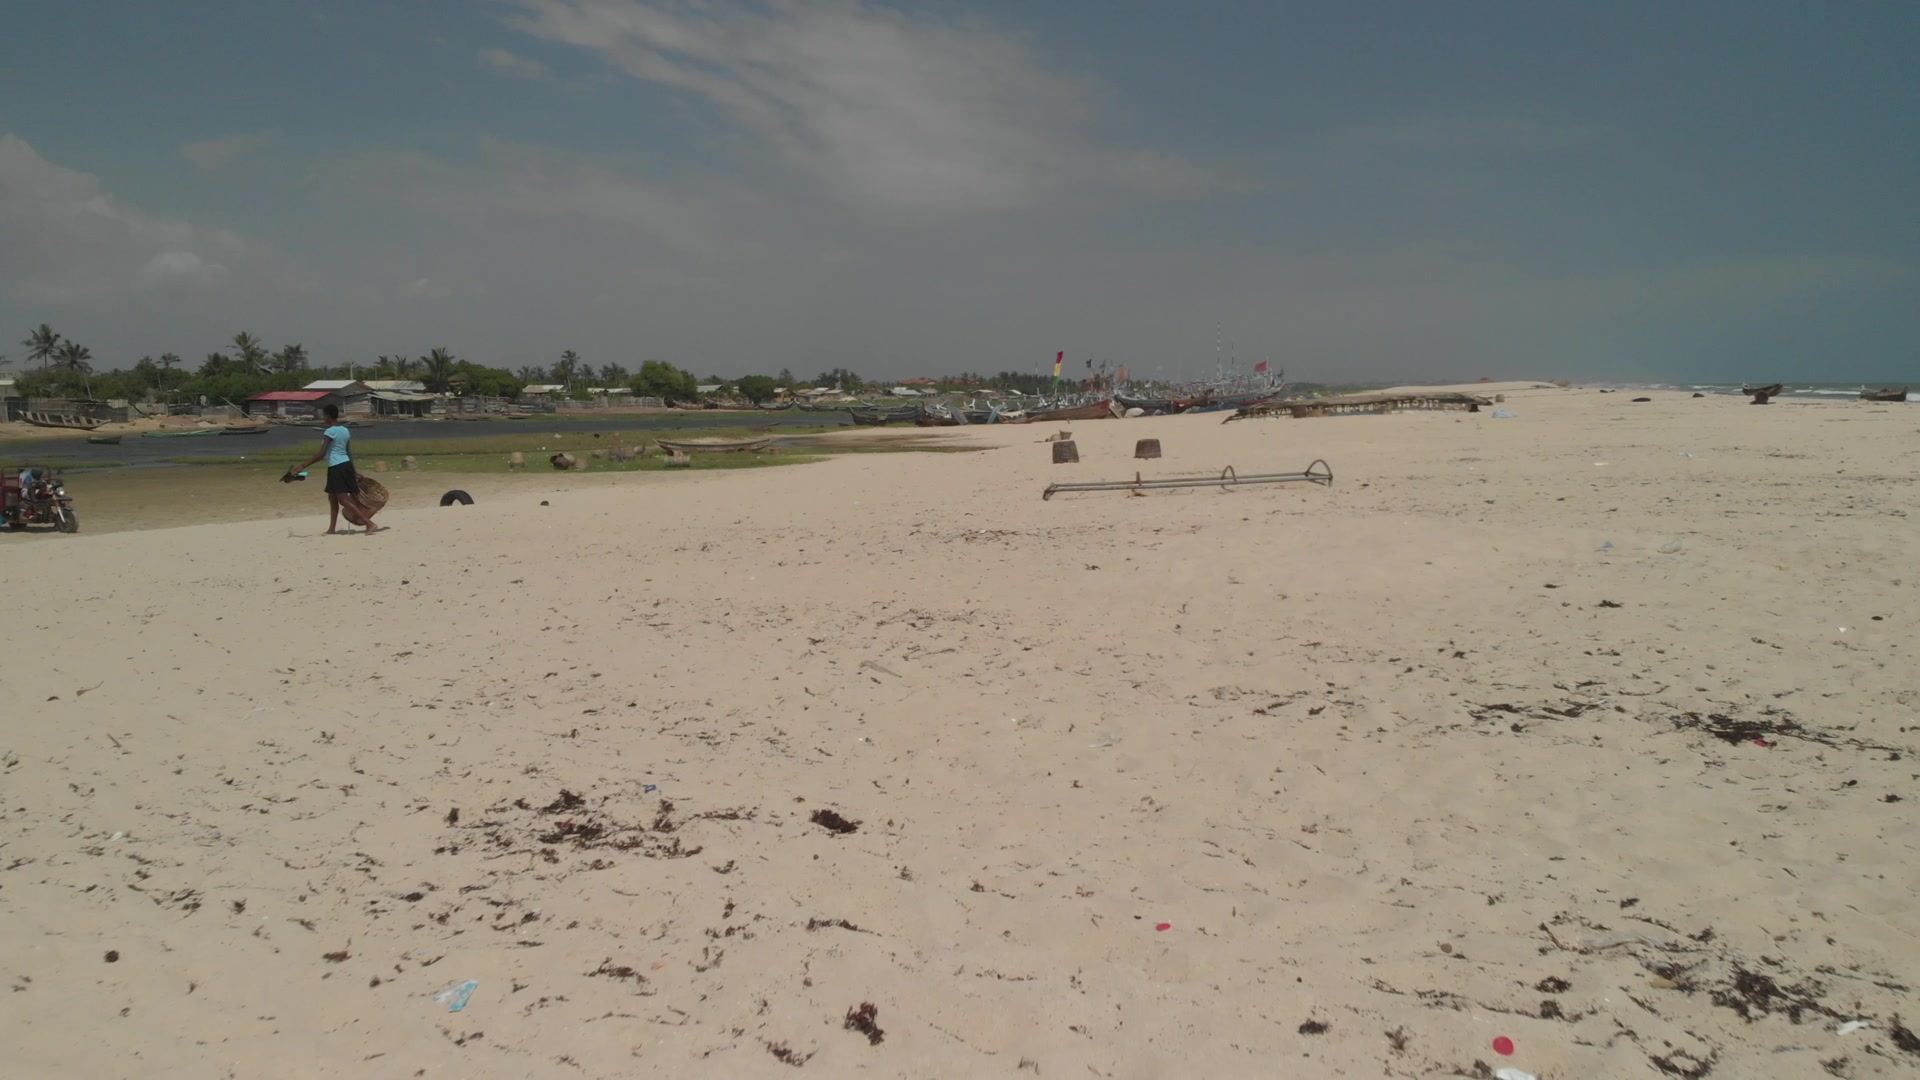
[3,385,1916,1078]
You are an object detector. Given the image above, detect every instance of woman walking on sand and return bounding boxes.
[294,404,381,534]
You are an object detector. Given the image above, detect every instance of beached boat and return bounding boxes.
[22,411,104,431]
[914,405,967,427]
[1741,383,1785,397]
[1861,386,1908,402]
[848,406,920,426]
[1028,399,1117,423]
[218,424,269,436]
[653,436,773,454]
[86,435,122,445]
[142,427,225,438]
[1114,393,1201,414]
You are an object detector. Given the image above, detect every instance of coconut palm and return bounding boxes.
[553,349,581,395]
[231,332,271,376]
[275,343,310,375]
[515,365,548,385]
[22,324,60,371]
[53,339,93,376]
[420,347,457,393]
[53,339,94,397]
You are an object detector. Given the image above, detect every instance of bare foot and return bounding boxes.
[364,525,384,534]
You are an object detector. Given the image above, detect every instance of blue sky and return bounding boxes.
[2,0,1914,382]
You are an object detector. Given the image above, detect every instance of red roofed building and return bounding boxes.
[245,389,335,418]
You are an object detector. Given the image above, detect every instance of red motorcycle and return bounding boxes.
[2,466,79,533]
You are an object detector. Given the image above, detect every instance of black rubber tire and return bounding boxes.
[439,490,474,507]
[56,508,78,534]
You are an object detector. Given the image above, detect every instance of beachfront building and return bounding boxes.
[245,389,337,418]
[301,379,373,415]
[361,379,437,417]
[520,384,565,398]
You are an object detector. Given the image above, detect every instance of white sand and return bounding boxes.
[4,387,1917,1078]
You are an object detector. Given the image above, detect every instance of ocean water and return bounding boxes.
[1631,382,1914,400]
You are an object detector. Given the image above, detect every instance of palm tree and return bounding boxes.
[231,332,270,376]
[22,324,60,371]
[275,343,310,375]
[421,347,457,393]
[515,365,548,385]
[155,352,182,392]
[385,353,417,379]
[554,350,581,395]
[597,362,629,386]
[54,339,94,397]
[54,339,93,376]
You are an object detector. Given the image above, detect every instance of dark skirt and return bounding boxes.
[325,462,360,495]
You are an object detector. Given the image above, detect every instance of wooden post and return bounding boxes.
[1134,438,1161,460]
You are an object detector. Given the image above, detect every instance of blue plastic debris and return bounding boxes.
[434,979,479,1013]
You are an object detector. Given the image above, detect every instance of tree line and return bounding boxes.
[3,324,1091,406]
[2,325,718,405]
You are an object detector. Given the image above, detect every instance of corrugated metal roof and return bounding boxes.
[249,390,334,401]
[371,391,436,402]
[302,380,368,391]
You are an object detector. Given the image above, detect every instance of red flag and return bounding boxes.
[1053,351,1063,378]
[1254,361,1269,374]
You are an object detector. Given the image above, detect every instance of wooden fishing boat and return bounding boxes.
[86,434,122,445]
[653,436,772,454]
[142,427,224,438]
[1861,386,1908,402]
[1741,383,1785,397]
[22,411,103,431]
[1028,399,1116,423]
[848,406,919,426]
[218,424,269,435]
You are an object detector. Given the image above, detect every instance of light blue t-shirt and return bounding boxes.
[324,425,352,467]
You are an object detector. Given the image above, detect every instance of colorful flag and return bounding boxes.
[1254,361,1269,374]
[1053,351,1063,378]
[1117,365,1128,382]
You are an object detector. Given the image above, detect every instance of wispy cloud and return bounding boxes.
[506,0,1235,212]
[1,134,277,305]
[179,132,281,173]
[479,47,550,80]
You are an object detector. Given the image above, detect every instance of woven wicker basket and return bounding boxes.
[356,475,390,515]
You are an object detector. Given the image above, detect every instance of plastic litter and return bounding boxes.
[1088,733,1119,749]
[642,784,658,794]
[434,979,479,1013]
[1154,922,1171,931]
[1491,408,1515,418]
[1492,1036,1515,1055]
[1837,1020,1872,1035]
[1658,539,1683,554]
[1494,1070,1537,1080]
[1596,540,1614,552]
